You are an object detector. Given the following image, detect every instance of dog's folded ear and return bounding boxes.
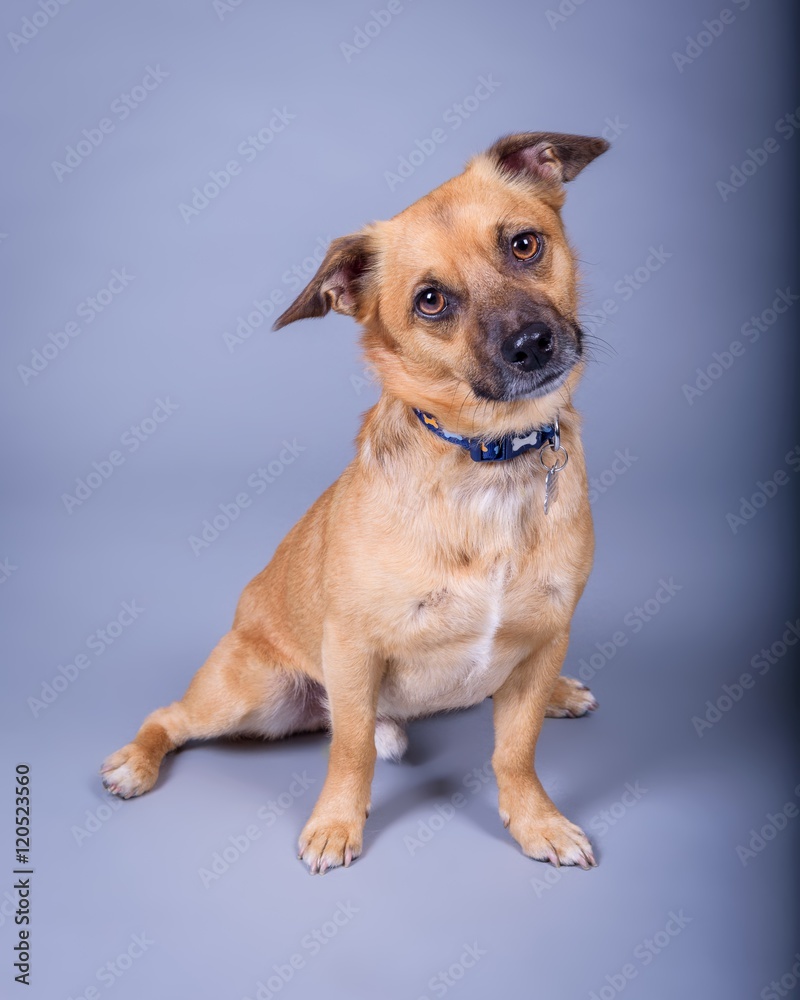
[273,232,374,330]
[486,132,609,186]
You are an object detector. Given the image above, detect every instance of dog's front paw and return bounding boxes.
[298,814,365,875]
[545,675,598,718]
[100,743,160,798]
[504,808,597,869]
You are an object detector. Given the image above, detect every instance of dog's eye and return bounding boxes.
[511,232,541,261]
[415,288,447,317]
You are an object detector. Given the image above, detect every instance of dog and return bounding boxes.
[101,131,609,873]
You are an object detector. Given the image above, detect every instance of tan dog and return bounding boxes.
[101,131,609,873]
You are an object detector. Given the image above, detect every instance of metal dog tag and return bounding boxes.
[543,465,560,514]
[540,418,569,516]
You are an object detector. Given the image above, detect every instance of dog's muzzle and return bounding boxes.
[471,315,582,402]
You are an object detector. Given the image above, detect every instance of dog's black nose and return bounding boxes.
[500,323,554,372]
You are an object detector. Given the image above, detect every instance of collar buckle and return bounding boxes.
[550,416,561,452]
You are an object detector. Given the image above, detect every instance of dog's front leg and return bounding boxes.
[298,624,383,874]
[492,636,597,869]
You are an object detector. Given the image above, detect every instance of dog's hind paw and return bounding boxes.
[375,717,407,761]
[100,744,160,799]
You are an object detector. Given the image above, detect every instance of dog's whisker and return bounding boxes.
[579,331,617,365]
[446,377,461,426]
[454,385,471,438]
[580,330,617,351]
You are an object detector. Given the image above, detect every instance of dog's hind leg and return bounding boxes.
[545,675,598,718]
[100,630,326,799]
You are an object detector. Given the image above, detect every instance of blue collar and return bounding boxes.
[413,408,556,462]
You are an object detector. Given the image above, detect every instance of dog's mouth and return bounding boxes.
[471,366,570,402]
[505,366,572,399]
[471,348,580,402]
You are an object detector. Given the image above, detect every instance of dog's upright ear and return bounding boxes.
[486,132,609,188]
[273,231,375,330]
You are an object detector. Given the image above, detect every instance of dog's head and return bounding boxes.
[275,132,608,435]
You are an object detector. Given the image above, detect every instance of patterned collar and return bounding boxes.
[412,408,556,462]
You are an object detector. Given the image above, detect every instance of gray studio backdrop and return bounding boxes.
[1,1,797,998]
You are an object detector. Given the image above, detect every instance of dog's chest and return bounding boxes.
[379,558,516,718]
[379,488,552,718]
[377,474,556,718]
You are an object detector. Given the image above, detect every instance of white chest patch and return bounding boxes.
[460,575,503,686]
[378,560,519,720]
